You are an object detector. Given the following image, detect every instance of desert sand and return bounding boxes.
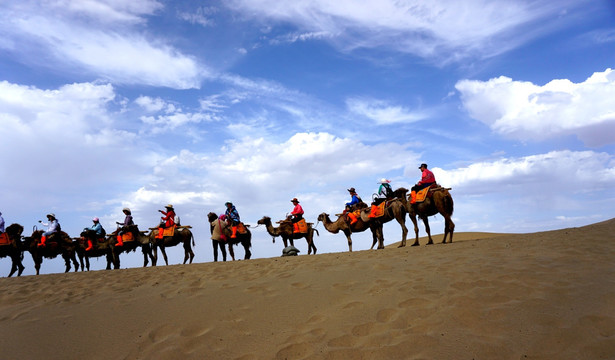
[0,219,614,359]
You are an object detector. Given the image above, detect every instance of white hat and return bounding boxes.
[378,178,391,184]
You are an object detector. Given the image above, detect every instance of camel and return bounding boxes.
[207,213,252,261]
[149,225,195,265]
[109,226,155,269]
[399,186,455,246]
[317,212,380,251]
[358,194,409,248]
[256,216,318,255]
[76,229,114,271]
[0,223,25,277]
[22,229,79,275]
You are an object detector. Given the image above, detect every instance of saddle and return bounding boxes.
[0,233,10,246]
[237,222,248,234]
[414,184,440,203]
[293,219,308,234]
[371,202,386,218]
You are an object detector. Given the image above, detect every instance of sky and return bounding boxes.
[1,0,614,275]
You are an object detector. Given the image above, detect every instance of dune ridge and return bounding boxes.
[0,219,614,359]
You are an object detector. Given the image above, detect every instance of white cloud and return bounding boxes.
[456,68,615,146]
[1,2,205,89]
[227,0,586,62]
[346,97,427,125]
[435,150,615,194]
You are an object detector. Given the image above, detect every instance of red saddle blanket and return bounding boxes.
[372,202,386,218]
[0,233,10,246]
[237,223,248,234]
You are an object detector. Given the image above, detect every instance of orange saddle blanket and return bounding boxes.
[372,202,386,218]
[121,232,134,242]
[293,219,308,234]
[0,233,10,246]
[237,223,248,234]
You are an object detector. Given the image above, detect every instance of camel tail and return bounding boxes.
[444,191,454,216]
[191,232,195,246]
[314,229,320,237]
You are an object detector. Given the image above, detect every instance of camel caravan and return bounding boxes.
[0,164,455,276]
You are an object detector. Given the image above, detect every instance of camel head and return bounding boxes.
[6,223,23,237]
[207,212,218,222]
[257,216,272,226]
[317,213,329,222]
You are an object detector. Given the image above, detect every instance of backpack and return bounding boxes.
[174,215,181,226]
[100,226,106,237]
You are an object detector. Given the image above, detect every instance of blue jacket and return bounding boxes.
[225,206,240,223]
[89,222,104,236]
[346,195,361,206]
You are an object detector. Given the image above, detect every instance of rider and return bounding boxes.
[410,163,436,204]
[38,213,60,247]
[225,202,241,238]
[369,178,393,218]
[115,207,134,246]
[85,217,105,251]
[345,188,364,224]
[289,198,304,232]
[157,204,176,239]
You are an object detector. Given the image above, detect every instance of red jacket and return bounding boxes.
[417,169,436,185]
[161,210,176,227]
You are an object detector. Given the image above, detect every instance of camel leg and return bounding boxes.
[422,217,434,245]
[63,254,71,273]
[407,214,420,246]
[105,253,113,270]
[243,241,251,260]
[441,216,455,244]
[17,260,24,276]
[228,244,236,261]
[344,230,353,252]
[112,249,121,269]
[8,260,17,277]
[151,245,158,266]
[160,247,169,266]
[376,225,385,249]
[398,215,408,247]
[183,240,194,264]
[85,256,90,271]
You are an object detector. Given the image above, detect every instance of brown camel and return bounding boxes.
[22,229,79,275]
[207,212,252,261]
[399,186,455,246]
[109,225,155,269]
[0,223,25,277]
[76,229,114,271]
[359,197,408,248]
[149,225,195,265]
[317,212,380,251]
[256,216,318,255]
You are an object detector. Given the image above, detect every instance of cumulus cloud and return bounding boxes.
[435,150,615,194]
[0,1,205,89]
[226,0,586,62]
[346,97,427,125]
[456,68,615,146]
[0,81,158,212]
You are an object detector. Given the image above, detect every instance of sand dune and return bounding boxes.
[0,219,614,359]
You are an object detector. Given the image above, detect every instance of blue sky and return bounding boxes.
[1,0,614,275]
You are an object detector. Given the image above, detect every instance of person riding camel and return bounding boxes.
[288,198,304,232]
[38,213,60,247]
[411,163,436,204]
[157,204,176,239]
[115,207,134,246]
[369,178,393,218]
[225,202,241,239]
[345,188,364,224]
[84,217,105,251]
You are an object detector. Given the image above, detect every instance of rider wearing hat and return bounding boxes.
[157,204,176,239]
[115,207,134,246]
[411,163,436,204]
[345,188,364,224]
[369,178,393,218]
[85,217,105,251]
[289,198,304,223]
[225,202,241,238]
[38,213,60,247]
